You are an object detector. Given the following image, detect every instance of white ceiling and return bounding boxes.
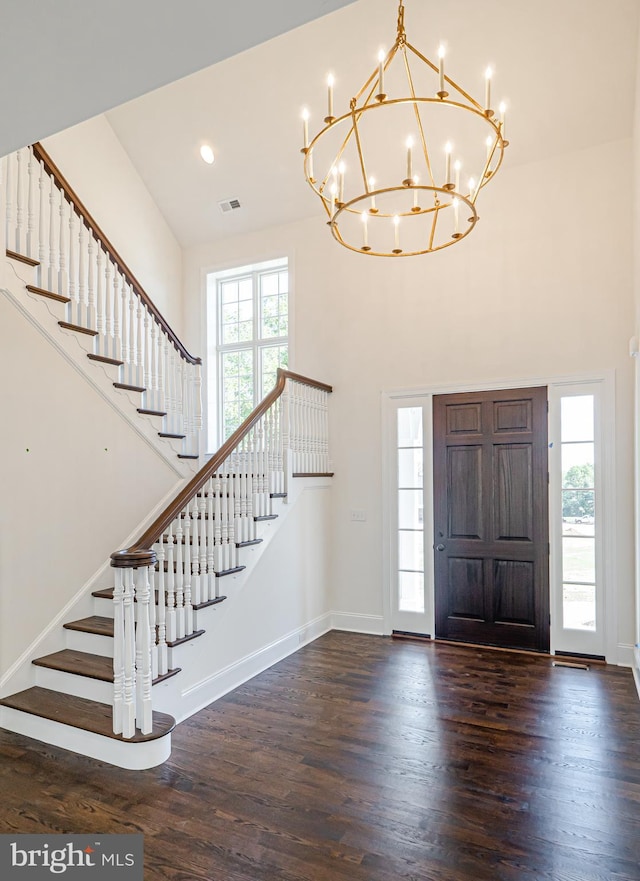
[102,0,640,249]
[0,0,355,157]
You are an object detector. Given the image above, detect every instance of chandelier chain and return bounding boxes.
[397,1,406,42]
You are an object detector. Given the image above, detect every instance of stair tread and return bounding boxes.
[114,382,145,393]
[63,615,114,637]
[216,566,246,578]
[292,472,335,478]
[177,454,199,459]
[87,353,125,366]
[270,492,288,498]
[166,630,205,648]
[58,321,98,336]
[33,649,114,682]
[0,686,175,742]
[26,284,70,303]
[137,408,167,417]
[158,432,186,439]
[254,514,278,521]
[192,596,227,611]
[7,249,39,267]
[236,538,263,548]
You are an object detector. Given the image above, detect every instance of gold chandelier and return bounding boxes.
[301,0,509,257]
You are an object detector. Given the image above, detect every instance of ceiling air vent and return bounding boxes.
[218,198,241,214]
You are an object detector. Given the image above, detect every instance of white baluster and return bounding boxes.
[175,511,185,639]
[198,488,208,601]
[128,285,137,385]
[95,246,104,355]
[165,523,177,644]
[104,258,113,358]
[112,569,125,735]
[86,231,96,331]
[136,299,145,389]
[134,565,153,735]
[113,271,123,362]
[15,147,24,254]
[121,282,131,380]
[206,479,216,599]
[143,308,152,403]
[47,175,57,293]
[77,219,86,328]
[157,329,167,415]
[26,147,36,259]
[214,473,222,572]
[58,188,67,299]
[149,318,159,412]
[37,160,46,285]
[122,567,136,739]
[155,539,168,676]
[183,503,193,636]
[67,205,77,325]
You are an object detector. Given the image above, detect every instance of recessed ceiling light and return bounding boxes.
[200,144,215,165]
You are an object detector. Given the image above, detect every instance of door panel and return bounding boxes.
[434,386,549,652]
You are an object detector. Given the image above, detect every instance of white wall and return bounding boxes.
[41,116,186,339]
[184,137,636,659]
[0,290,180,677]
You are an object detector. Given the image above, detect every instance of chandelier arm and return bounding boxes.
[472,136,500,204]
[404,41,484,113]
[350,104,370,196]
[401,46,437,196]
[428,204,441,251]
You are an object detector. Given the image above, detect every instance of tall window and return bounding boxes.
[208,259,288,447]
[560,394,596,631]
[396,407,425,614]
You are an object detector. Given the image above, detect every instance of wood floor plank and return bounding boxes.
[0,632,639,881]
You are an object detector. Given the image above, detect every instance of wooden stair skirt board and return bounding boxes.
[0,688,175,770]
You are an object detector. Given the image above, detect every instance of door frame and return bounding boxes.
[381,370,618,662]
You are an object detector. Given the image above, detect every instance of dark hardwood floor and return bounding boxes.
[1,631,639,880]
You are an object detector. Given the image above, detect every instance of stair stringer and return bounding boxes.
[151,476,333,724]
[0,256,200,472]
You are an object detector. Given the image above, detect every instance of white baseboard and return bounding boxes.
[331,611,385,635]
[169,612,333,723]
[617,643,636,668]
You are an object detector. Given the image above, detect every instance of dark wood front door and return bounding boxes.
[433,387,549,652]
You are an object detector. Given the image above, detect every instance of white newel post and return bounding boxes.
[112,569,125,735]
[122,568,136,738]
[134,566,153,735]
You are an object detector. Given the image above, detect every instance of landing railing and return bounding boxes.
[109,369,332,738]
[1,143,202,454]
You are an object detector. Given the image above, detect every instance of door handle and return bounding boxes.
[436,544,445,551]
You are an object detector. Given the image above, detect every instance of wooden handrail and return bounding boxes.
[32,142,201,366]
[111,369,332,568]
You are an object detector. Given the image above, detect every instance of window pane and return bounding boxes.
[399,571,424,613]
[562,443,594,486]
[261,269,288,339]
[238,278,252,301]
[221,280,238,304]
[562,490,595,534]
[562,536,595,583]
[261,345,288,397]
[398,407,423,447]
[399,530,423,571]
[563,583,596,631]
[398,489,423,529]
[221,350,254,439]
[561,396,594,442]
[398,448,423,488]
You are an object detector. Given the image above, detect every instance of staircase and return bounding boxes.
[1,142,202,464]
[0,369,332,768]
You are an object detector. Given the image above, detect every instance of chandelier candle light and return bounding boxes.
[300,0,509,257]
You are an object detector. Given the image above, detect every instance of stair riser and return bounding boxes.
[34,666,113,705]
[65,630,114,657]
[93,597,115,617]
[0,706,171,770]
